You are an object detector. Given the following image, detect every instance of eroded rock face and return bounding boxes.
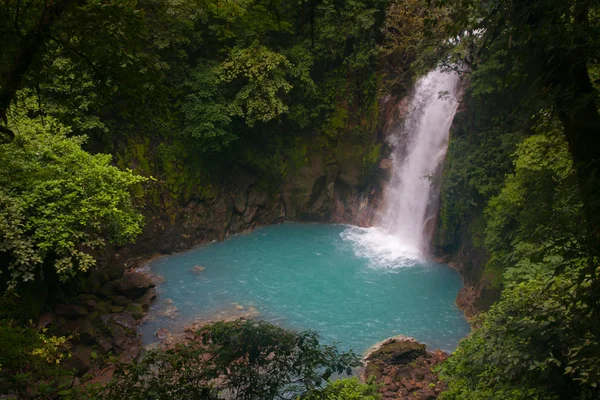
[363,336,448,400]
[280,150,383,225]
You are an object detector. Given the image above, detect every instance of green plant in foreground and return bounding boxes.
[303,377,382,400]
[0,104,146,289]
[103,320,362,400]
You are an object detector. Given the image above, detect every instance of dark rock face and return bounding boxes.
[117,272,156,299]
[54,304,88,318]
[68,318,96,345]
[67,345,92,376]
[135,288,157,311]
[105,132,387,270]
[41,268,157,378]
[364,336,448,400]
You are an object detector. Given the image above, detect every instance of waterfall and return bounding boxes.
[342,68,462,267]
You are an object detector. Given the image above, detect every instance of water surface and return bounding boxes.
[140,223,469,353]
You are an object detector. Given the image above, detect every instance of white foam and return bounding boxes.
[341,226,423,269]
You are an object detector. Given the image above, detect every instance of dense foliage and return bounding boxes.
[0,101,145,289]
[1,0,600,399]
[385,1,600,399]
[304,377,381,400]
[102,320,362,400]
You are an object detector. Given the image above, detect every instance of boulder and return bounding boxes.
[118,343,140,364]
[101,312,140,357]
[95,301,112,313]
[82,299,96,311]
[228,215,243,232]
[96,335,114,355]
[77,294,98,301]
[99,281,118,297]
[117,272,155,299]
[379,158,393,169]
[126,303,144,319]
[111,312,137,332]
[155,327,170,340]
[96,269,111,285]
[67,345,92,376]
[37,312,54,329]
[365,335,426,366]
[242,207,258,224]
[82,274,102,294]
[111,324,130,350]
[54,304,88,318]
[106,264,125,280]
[70,318,95,345]
[135,288,157,312]
[109,295,132,306]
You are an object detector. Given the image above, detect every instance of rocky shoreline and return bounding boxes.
[39,266,158,382]
[363,336,449,400]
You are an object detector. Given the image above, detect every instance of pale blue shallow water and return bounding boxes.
[139,223,470,353]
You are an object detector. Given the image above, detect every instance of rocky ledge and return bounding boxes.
[38,267,157,380]
[363,335,448,400]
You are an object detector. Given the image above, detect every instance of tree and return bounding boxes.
[0,0,157,138]
[218,45,295,127]
[438,0,600,253]
[484,116,586,285]
[102,320,362,400]
[439,271,600,400]
[0,99,145,289]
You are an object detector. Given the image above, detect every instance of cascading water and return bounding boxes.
[342,68,462,267]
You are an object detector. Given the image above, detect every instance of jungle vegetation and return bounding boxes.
[1,0,599,399]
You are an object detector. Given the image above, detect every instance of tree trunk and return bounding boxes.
[555,66,600,252]
[0,1,71,125]
[0,35,46,124]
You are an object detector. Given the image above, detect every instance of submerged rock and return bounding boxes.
[155,327,170,340]
[191,265,206,273]
[157,300,179,319]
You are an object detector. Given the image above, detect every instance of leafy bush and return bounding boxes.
[0,318,72,398]
[0,109,145,289]
[304,377,381,400]
[102,320,362,400]
[440,270,600,400]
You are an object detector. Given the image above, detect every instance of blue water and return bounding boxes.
[139,223,469,353]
